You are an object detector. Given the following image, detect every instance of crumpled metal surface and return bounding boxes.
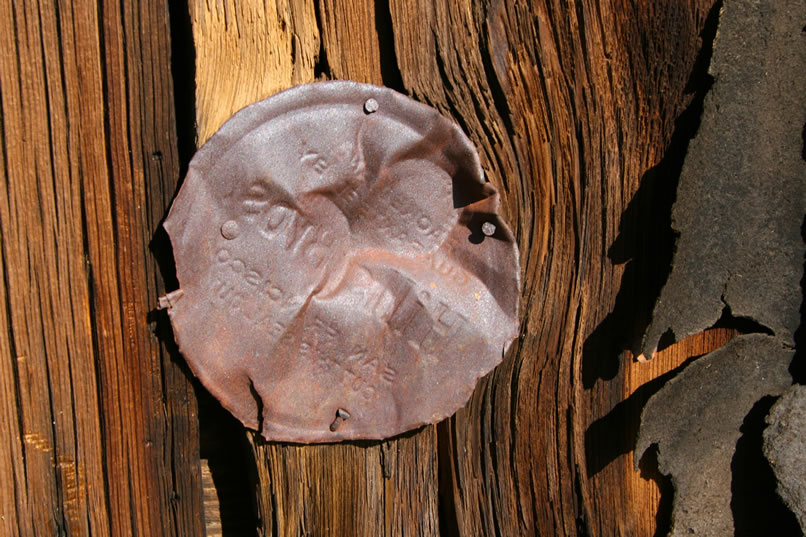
[162,81,521,442]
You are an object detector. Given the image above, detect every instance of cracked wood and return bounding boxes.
[0,1,203,536]
[189,1,732,536]
[0,0,734,535]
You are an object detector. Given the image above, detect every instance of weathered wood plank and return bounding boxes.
[191,0,320,145]
[188,1,728,536]
[188,2,442,536]
[0,0,203,535]
[420,2,721,536]
[373,2,727,536]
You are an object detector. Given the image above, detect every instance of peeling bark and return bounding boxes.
[636,1,805,535]
[764,385,806,534]
[636,335,794,536]
[640,0,805,358]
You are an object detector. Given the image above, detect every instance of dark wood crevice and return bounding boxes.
[312,0,332,80]
[167,0,199,185]
[373,0,405,93]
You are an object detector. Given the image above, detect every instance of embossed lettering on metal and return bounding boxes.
[162,81,521,443]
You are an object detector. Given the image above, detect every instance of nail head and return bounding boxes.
[364,98,379,114]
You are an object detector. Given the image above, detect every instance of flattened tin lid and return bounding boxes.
[163,81,521,442]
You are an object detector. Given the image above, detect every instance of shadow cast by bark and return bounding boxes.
[581,0,721,389]
[637,445,674,537]
[731,396,801,536]
[790,187,806,385]
[585,355,697,477]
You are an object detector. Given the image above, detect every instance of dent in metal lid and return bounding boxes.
[162,81,521,443]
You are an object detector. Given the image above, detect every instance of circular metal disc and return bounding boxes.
[163,81,520,442]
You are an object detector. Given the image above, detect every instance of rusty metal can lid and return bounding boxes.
[162,81,520,443]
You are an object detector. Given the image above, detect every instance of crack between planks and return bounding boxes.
[92,0,126,531]
[31,2,72,531]
[373,0,405,92]
[311,0,331,80]
[168,0,197,184]
[0,50,31,532]
[436,419,460,537]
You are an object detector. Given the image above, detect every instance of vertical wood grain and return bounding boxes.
[0,0,203,535]
[188,1,724,536]
[189,2,441,536]
[191,0,320,145]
